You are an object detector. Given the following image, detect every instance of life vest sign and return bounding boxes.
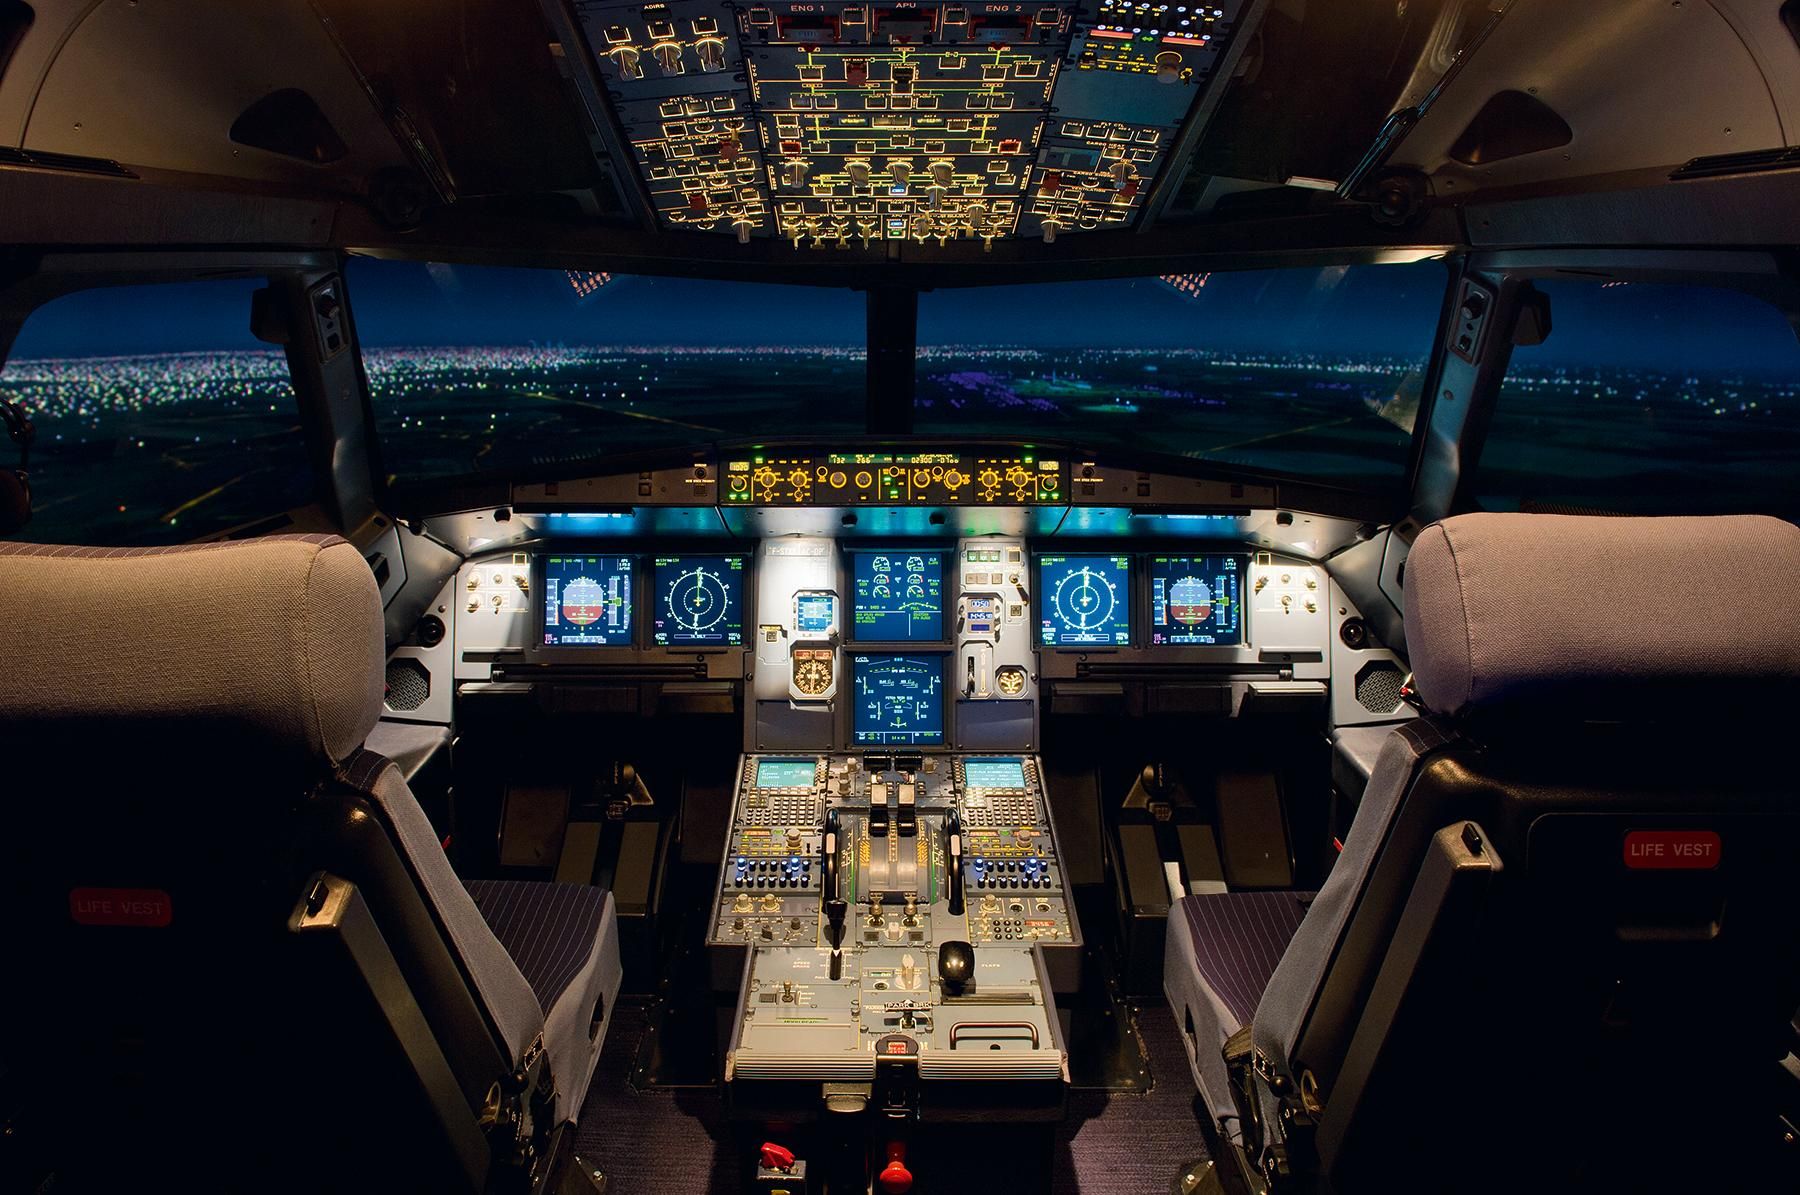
[1623,830,1721,870]
[69,887,172,927]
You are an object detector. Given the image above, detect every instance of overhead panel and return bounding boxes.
[572,0,1249,245]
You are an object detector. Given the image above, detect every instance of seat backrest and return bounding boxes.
[1250,514,1800,1189]
[0,537,540,1192]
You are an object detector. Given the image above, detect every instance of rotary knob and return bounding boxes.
[889,161,912,186]
[653,42,683,75]
[609,45,643,79]
[696,37,726,72]
[847,160,872,186]
[929,159,954,186]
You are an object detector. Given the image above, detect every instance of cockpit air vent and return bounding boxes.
[229,89,349,164]
[1670,146,1800,182]
[0,147,134,178]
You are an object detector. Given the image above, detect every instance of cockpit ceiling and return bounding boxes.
[0,0,1796,258]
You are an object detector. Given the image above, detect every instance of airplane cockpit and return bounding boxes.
[3,2,1800,1192]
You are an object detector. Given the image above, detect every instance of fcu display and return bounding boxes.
[653,555,746,646]
[1148,555,1245,645]
[851,551,944,641]
[1038,554,1132,646]
[541,554,634,646]
[852,654,945,746]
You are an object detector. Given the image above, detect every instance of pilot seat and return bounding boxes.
[0,535,622,1193]
[1165,513,1800,1191]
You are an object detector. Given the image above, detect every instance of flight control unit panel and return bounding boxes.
[710,753,1075,1110]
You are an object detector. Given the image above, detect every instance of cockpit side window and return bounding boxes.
[1475,280,1800,520]
[0,278,314,546]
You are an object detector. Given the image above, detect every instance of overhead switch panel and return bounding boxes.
[573,0,1250,244]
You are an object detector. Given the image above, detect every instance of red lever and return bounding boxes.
[759,1142,796,1172]
[877,1141,913,1194]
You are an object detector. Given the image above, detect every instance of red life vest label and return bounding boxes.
[1623,830,1721,871]
[69,887,173,927]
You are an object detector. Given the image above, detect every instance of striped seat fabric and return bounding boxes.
[1178,891,1315,1027]
[465,880,611,1013]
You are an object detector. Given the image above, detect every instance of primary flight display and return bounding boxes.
[542,554,635,646]
[1148,555,1245,646]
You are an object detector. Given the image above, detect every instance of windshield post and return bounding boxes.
[865,285,917,435]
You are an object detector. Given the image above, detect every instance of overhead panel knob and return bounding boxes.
[653,42,683,76]
[847,159,872,186]
[610,45,644,80]
[929,159,954,187]
[696,37,726,72]
[889,160,912,187]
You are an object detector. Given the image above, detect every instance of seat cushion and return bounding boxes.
[466,879,623,1122]
[1165,891,1314,1144]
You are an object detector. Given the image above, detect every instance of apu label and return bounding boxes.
[1623,831,1721,871]
[69,887,173,927]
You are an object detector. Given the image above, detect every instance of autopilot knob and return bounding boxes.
[938,940,974,996]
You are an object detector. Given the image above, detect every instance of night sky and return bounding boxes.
[5,259,1797,376]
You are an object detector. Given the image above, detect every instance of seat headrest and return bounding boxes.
[1403,513,1800,720]
[0,535,384,766]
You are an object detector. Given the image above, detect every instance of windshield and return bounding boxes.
[351,261,867,482]
[914,261,1446,489]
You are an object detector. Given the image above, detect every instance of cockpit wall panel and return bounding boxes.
[6,0,408,190]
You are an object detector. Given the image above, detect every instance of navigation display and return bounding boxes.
[963,759,1026,790]
[542,554,634,646]
[1149,555,1246,646]
[653,555,746,647]
[754,759,818,789]
[1037,554,1132,647]
[852,655,946,747]
[850,551,944,642]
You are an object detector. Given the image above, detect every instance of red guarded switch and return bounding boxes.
[759,1142,796,1172]
[877,1141,913,1193]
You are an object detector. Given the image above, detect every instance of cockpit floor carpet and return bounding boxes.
[572,999,1204,1192]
